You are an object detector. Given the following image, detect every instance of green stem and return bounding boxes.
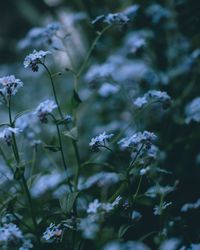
[7,95,38,238]
[50,114,73,191]
[42,63,63,119]
[76,25,111,81]
[21,175,38,236]
[8,96,20,164]
[73,140,81,192]
[133,176,143,203]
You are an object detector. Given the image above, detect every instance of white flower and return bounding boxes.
[24,50,52,71]
[185,97,200,123]
[92,12,129,26]
[98,83,119,97]
[140,166,150,176]
[0,223,23,242]
[89,131,114,152]
[133,96,148,108]
[43,223,62,241]
[104,13,129,25]
[118,131,157,149]
[34,100,57,123]
[0,75,23,96]
[154,202,172,215]
[87,196,122,214]
[87,199,101,213]
[134,90,171,109]
[0,127,21,146]
[181,198,200,212]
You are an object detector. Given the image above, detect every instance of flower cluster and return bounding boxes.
[0,75,23,97]
[87,196,122,214]
[181,198,200,212]
[133,90,171,109]
[92,12,129,26]
[118,131,157,149]
[24,50,51,72]
[43,223,63,242]
[89,131,114,152]
[0,223,33,249]
[34,99,57,123]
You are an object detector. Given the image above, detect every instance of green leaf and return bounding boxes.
[118,224,134,238]
[63,127,78,141]
[59,192,79,214]
[14,167,25,180]
[71,89,82,109]
[43,145,61,152]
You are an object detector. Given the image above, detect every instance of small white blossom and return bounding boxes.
[133,96,148,108]
[34,100,57,123]
[118,131,157,149]
[89,131,114,152]
[185,97,200,123]
[92,12,129,26]
[43,223,62,241]
[0,127,21,146]
[134,90,171,109]
[19,239,33,250]
[0,223,23,242]
[87,196,122,214]
[0,75,23,96]
[104,13,130,25]
[181,198,200,212]
[154,202,172,215]
[87,199,101,214]
[98,83,119,97]
[140,166,150,176]
[24,50,52,71]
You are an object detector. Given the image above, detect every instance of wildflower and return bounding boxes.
[34,100,57,123]
[87,199,101,213]
[118,131,157,149]
[140,166,150,176]
[98,83,119,97]
[0,75,23,96]
[43,223,62,241]
[133,90,171,109]
[89,131,114,152]
[185,97,200,123]
[104,13,129,25]
[24,50,52,72]
[19,239,33,250]
[159,238,181,250]
[92,12,129,26]
[0,127,21,146]
[181,198,200,212]
[146,185,175,198]
[87,196,122,214]
[154,202,172,215]
[0,223,23,242]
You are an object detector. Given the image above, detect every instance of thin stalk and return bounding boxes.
[50,114,73,191]
[42,63,63,119]
[76,25,111,81]
[7,95,38,238]
[8,96,20,164]
[133,176,143,203]
[73,140,81,192]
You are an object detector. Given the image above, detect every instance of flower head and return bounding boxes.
[0,127,21,146]
[43,223,62,242]
[0,75,23,96]
[24,50,52,72]
[89,132,114,152]
[34,100,57,123]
